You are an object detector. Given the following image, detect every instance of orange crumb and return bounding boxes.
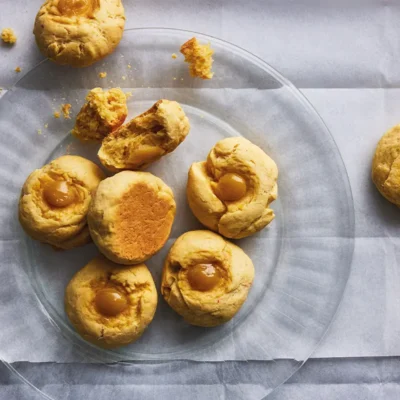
[99,72,107,78]
[1,28,17,44]
[54,111,60,119]
[15,66,21,73]
[62,103,71,119]
[180,37,214,79]
[171,53,177,59]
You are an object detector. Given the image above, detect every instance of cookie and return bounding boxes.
[65,256,157,348]
[72,87,128,142]
[98,99,190,171]
[19,155,105,249]
[33,0,125,67]
[372,124,400,206]
[161,230,254,327]
[187,137,278,239]
[88,171,176,264]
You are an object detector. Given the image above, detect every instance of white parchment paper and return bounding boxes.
[0,0,399,364]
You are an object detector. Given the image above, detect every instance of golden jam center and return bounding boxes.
[95,288,128,317]
[58,0,96,17]
[215,173,247,202]
[43,180,76,208]
[187,263,221,292]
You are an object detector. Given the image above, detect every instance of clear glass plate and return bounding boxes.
[0,28,354,399]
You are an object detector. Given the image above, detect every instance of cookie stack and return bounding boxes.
[19,89,278,348]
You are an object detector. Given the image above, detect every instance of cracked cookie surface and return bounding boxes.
[65,256,157,348]
[19,155,105,249]
[161,230,254,327]
[187,137,278,239]
[372,124,400,206]
[88,171,176,264]
[33,0,125,67]
[72,87,128,142]
[98,99,190,171]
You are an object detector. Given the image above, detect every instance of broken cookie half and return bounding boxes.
[98,99,190,171]
[72,88,128,142]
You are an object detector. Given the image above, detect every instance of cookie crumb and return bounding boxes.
[62,103,72,119]
[15,66,21,73]
[173,77,177,81]
[171,53,177,59]
[1,28,17,44]
[99,72,107,78]
[54,111,60,119]
[180,37,214,79]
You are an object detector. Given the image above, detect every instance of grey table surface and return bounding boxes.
[1,358,400,400]
[2,0,400,399]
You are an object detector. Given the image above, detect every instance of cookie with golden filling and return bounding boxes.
[33,0,125,67]
[88,171,176,264]
[180,37,214,79]
[65,256,157,348]
[72,87,128,142]
[98,99,190,171]
[372,124,400,206]
[161,230,254,327]
[19,155,105,249]
[187,137,278,239]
